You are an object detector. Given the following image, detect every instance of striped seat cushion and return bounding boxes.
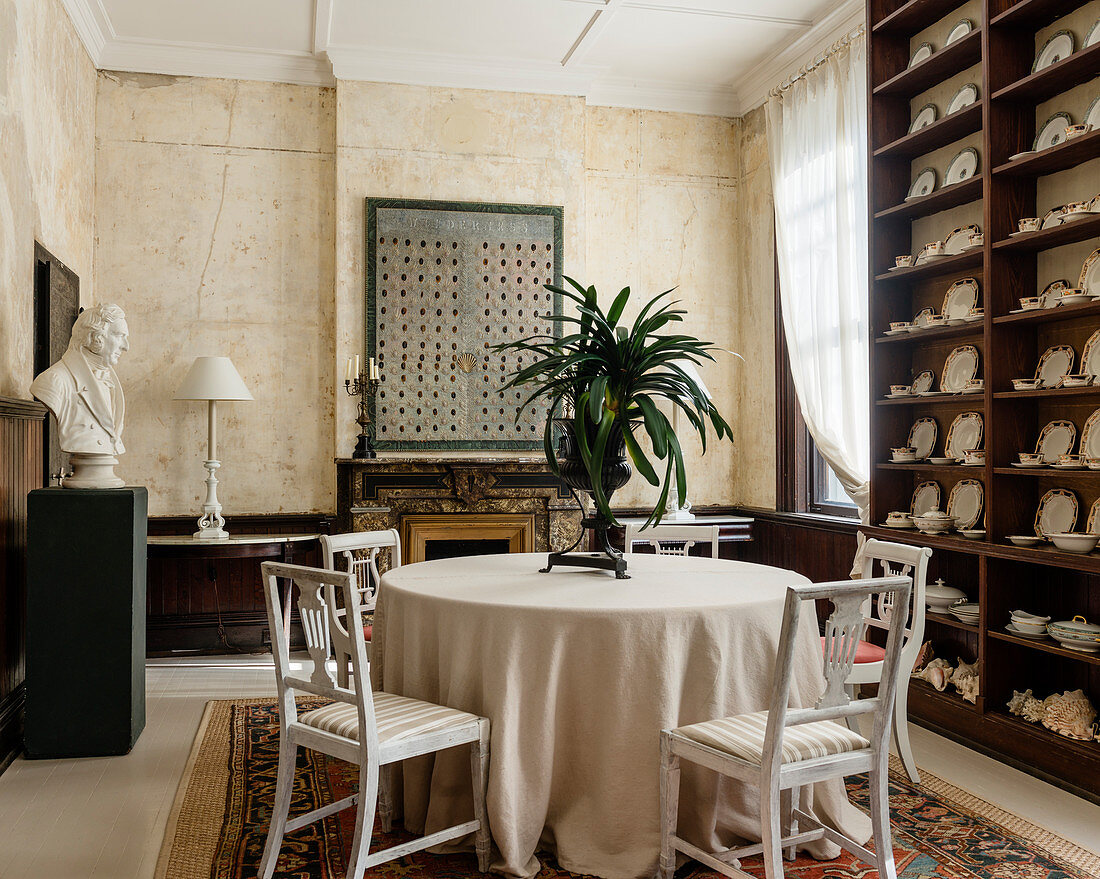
[299,692,479,744]
[674,710,868,764]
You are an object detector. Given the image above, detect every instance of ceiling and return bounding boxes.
[62,0,863,116]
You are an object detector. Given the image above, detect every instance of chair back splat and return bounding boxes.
[624,523,721,557]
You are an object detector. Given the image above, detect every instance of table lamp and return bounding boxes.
[175,356,253,539]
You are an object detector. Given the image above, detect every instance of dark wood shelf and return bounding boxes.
[909,676,980,711]
[862,525,988,554]
[992,214,1100,253]
[876,394,985,405]
[994,385,1100,399]
[993,466,1100,477]
[874,104,983,160]
[873,0,972,33]
[875,322,984,344]
[990,0,1088,28]
[990,629,1100,665]
[874,249,983,283]
[992,128,1100,177]
[926,610,980,633]
[988,711,1100,758]
[875,177,983,221]
[877,462,985,471]
[873,30,982,98]
[994,300,1100,325]
[991,41,1100,103]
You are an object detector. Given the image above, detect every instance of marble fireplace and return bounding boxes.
[335,457,582,563]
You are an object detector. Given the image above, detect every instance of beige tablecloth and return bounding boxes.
[370,552,871,879]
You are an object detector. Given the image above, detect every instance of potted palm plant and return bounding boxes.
[496,277,735,578]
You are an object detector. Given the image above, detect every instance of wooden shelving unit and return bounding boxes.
[867,0,1100,801]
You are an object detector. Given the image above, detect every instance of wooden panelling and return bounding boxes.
[0,397,47,773]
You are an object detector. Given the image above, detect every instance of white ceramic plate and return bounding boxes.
[1087,497,1100,534]
[1034,112,1073,151]
[1082,329,1100,381]
[1036,420,1077,462]
[1009,150,1037,162]
[1035,488,1078,538]
[1041,205,1067,229]
[908,417,938,459]
[947,83,979,114]
[909,42,934,68]
[945,19,973,45]
[947,479,983,529]
[912,369,934,394]
[911,481,941,517]
[910,103,938,133]
[912,307,937,328]
[946,411,983,460]
[1005,623,1048,640]
[1080,410,1100,460]
[942,345,980,392]
[944,226,979,256]
[1035,344,1075,386]
[1080,248,1100,296]
[944,148,979,186]
[1033,30,1074,73]
[1040,279,1070,307]
[1086,18,1100,48]
[1086,96,1100,131]
[942,278,979,317]
[907,168,937,200]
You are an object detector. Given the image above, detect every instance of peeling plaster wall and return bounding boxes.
[93,74,337,514]
[0,0,96,398]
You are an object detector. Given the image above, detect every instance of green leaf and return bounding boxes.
[588,376,609,424]
[607,286,631,326]
[622,425,659,486]
[635,396,668,459]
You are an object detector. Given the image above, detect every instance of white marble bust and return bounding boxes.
[30,303,129,488]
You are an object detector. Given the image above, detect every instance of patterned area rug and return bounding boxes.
[156,699,1100,879]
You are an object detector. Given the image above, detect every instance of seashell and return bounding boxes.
[912,640,933,673]
[1007,688,1035,715]
[456,352,477,374]
[913,657,952,691]
[1040,689,1098,741]
[949,658,979,703]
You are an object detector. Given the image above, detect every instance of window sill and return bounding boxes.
[730,506,862,534]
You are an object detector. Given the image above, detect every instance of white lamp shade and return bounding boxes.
[175,356,254,401]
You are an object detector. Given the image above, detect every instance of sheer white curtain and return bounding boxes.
[766,31,870,523]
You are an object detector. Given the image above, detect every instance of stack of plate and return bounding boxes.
[948,601,980,625]
[1005,609,1050,639]
[1047,617,1100,653]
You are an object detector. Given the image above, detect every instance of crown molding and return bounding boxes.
[586,76,738,117]
[730,0,864,115]
[58,0,113,65]
[100,38,334,87]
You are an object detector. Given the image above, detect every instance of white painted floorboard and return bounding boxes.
[0,656,1097,879]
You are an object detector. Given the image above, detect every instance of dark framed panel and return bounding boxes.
[364,197,563,451]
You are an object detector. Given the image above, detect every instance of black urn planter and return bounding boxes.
[541,418,633,578]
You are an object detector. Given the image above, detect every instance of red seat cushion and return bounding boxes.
[820,635,884,664]
[363,624,373,641]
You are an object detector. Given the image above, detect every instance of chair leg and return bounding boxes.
[658,733,680,879]
[844,683,861,733]
[869,764,898,879]
[892,682,920,784]
[378,764,393,832]
[760,778,785,879]
[781,786,799,861]
[471,721,491,872]
[258,737,297,879]
[345,758,380,879]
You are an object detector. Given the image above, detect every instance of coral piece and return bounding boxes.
[1006,688,1045,723]
[1041,689,1098,741]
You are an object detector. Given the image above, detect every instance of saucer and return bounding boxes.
[1052,463,1087,469]
[1011,462,1046,468]
[1009,150,1037,162]
[1005,623,1047,640]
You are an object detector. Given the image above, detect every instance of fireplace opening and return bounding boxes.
[423,538,511,561]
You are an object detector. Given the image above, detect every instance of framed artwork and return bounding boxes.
[365,197,563,450]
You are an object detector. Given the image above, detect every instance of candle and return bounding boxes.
[369,357,378,381]
[354,354,360,379]
[345,357,353,381]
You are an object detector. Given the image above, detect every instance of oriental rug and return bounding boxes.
[156,699,1100,879]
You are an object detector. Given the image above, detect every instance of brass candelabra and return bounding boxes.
[344,365,380,459]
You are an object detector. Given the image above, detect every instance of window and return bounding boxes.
[775,256,858,519]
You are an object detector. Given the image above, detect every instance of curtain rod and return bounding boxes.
[768,24,865,98]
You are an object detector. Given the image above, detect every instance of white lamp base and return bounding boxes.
[664,504,696,521]
[63,453,125,489]
[194,458,229,540]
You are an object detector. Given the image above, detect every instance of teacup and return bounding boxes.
[891,447,918,462]
[921,242,946,257]
[1012,378,1040,390]
[1019,296,1044,310]
[1058,454,1084,466]
[1087,457,1100,470]
[1018,217,1042,233]
[964,449,986,464]
[967,231,984,247]
[886,511,912,525]
[1061,373,1092,387]
[1065,123,1092,140]
[895,255,913,268]
[965,378,984,390]
[1019,452,1044,465]
[889,321,911,332]
[1065,201,1092,214]
[889,384,912,396]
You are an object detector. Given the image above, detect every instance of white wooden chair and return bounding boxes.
[258,561,491,879]
[624,523,720,557]
[320,529,401,687]
[659,574,913,879]
[842,539,932,784]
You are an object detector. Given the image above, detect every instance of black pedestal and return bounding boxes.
[25,487,148,757]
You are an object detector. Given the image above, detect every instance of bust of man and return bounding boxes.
[31,303,129,458]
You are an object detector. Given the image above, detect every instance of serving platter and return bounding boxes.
[947,83,978,114]
[1034,488,1078,539]
[1033,30,1074,73]
[945,19,972,44]
[910,103,937,133]
[1086,95,1100,131]
[911,481,941,517]
[912,369,934,394]
[1087,497,1100,534]
[941,278,979,319]
[907,168,937,200]
[908,417,938,460]
[944,149,978,187]
[1041,205,1067,229]
[944,226,979,256]
[947,479,983,530]
[1040,279,1070,308]
[1037,420,1077,462]
[942,345,979,392]
[1034,112,1073,151]
[911,307,937,329]
[1081,329,1100,382]
[909,42,934,67]
[1035,344,1075,387]
[946,411,983,460]
[1080,248,1100,296]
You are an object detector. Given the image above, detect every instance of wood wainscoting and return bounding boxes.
[0,397,47,772]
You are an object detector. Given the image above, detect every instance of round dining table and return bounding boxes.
[369,552,872,879]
